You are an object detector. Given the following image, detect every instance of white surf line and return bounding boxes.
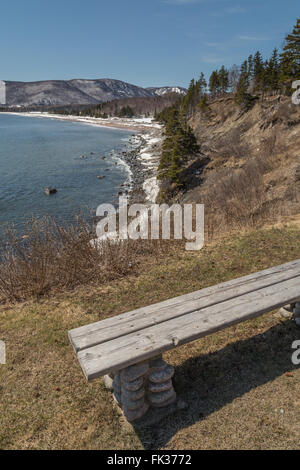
[110,146,134,194]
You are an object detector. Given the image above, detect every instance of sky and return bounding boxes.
[0,0,299,88]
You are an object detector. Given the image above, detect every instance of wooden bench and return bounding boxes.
[68,259,300,422]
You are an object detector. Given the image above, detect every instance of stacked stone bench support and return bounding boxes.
[103,356,177,421]
[68,259,300,423]
[294,302,300,326]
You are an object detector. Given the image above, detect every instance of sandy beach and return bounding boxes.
[1,111,161,133]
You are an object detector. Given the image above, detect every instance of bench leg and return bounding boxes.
[117,362,150,422]
[147,356,177,408]
[294,302,300,327]
[106,357,177,422]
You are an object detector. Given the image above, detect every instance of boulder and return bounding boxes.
[44,187,57,195]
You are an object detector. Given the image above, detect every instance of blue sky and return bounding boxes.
[1,0,299,88]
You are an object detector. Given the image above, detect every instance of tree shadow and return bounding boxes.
[132,319,300,449]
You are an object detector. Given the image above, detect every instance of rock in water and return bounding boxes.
[44,186,57,195]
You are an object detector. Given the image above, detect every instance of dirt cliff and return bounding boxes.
[179,94,300,235]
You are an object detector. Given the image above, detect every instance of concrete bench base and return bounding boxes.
[294,302,300,326]
[104,356,177,422]
[280,303,300,326]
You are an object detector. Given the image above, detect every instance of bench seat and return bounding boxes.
[69,259,300,381]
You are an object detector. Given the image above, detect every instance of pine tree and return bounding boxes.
[265,48,279,92]
[235,61,249,103]
[247,54,254,77]
[218,66,229,94]
[158,107,200,187]
[198,94,209,112]
[279,18,300,92]
[235,60,257,108]
[198,73,207,96]
[253,51,265,91]
[209,70,219,96]
[181,74,208,118]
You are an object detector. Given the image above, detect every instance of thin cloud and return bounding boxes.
[164,0,200,4]
[226,6,247,14]
[238,35,271,41]
[205,42,224,47]
[202,56,225,64]
[210,5,247,16]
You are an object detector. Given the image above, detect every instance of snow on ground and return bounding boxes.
[2,112,162,131]
[143,176,160,203]
[147,137,161,145]
[140,152,153,160]
[136,130,162,202]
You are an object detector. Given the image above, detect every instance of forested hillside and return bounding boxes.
[155,18,300,221]
[49,93,182,119]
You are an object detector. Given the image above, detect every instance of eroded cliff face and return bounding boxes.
[179,95,300,227]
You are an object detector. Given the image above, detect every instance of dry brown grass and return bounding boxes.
[0,225,299,449]
[0,217,174,303]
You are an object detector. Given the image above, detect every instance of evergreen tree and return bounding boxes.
[158,107,200,187]
[209,70,219,96]
[247,54,254,77]
[218,66,229,94]
[181,74,208,118]
[198,94,209,112]
[235,61,250,103]
[279,18,300,92]
[265,48,279,92]
[253,51,265,90]
[198,73,207,96]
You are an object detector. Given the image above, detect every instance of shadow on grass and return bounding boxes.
[132,320,300,449]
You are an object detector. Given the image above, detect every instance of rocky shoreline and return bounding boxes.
[115,127,163,204]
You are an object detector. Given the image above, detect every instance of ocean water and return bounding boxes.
[0,114,133,234]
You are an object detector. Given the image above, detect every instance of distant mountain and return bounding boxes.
[2,79,186,107]
[147,86,187,96]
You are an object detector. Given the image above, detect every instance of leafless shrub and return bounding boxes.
[266,102,295,127]
[0,217,173,303]
[200,156,281,240]
[214,127,250,159]
[260,130,283,159]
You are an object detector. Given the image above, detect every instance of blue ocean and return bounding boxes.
[0,114,132,233]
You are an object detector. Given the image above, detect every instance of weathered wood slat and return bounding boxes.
[69,260,300,352]
[77,275,300,380]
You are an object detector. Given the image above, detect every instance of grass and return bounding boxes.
[0,225,300,449]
